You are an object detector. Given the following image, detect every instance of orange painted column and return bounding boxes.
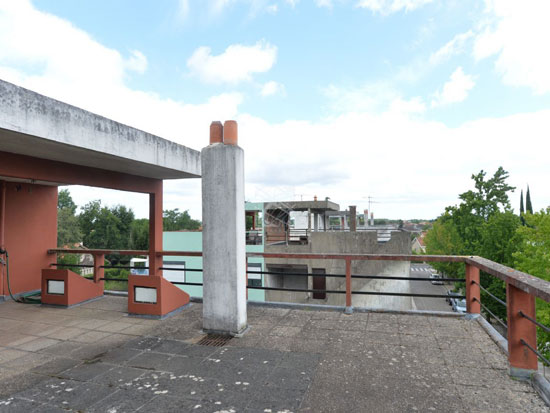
[148,180,163,277]
[0,181,5,296]
[465,264,480,314]
[345,258,352,312]
[507,283,538,375]
[93,253,104,284]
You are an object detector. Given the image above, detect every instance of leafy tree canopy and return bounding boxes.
[163,208,201,231]
[58,189,77,214]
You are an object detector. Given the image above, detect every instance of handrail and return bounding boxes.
[49,248,550,302]
[466,256,550,302]
[50,247,550,376]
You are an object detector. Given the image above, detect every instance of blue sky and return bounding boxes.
[1,0,550,219]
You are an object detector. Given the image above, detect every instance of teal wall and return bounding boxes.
[163,231,265,301]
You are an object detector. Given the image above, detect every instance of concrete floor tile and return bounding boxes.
[70,330,112,344]
[1,334,36,347]
[96,321,135,333]
[119,323,155,336]
[43,327,87,341]
[0,297,548,412]
[17,338,60,352]
[0,349,30,364]
[59,361,113,382]
[65,318,111,330]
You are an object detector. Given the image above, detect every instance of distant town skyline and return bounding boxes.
[1,0,549,219]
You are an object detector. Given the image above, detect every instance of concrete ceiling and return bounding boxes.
[0,79,201,180]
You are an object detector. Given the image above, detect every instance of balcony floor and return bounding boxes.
[0,296,548,412]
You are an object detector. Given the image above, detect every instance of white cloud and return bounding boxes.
[207,0,293,16]
[261,80,286,97]
[2,0,550,222]
[177,0,190,21]
[187,40,277,84]
[429,31,474,65]
[323,82,425,115]
[125,50,148,74]
[431,67,475,107]
[315,0,334,8]
[0,0,242,219]
[240,106,550,219]
[209,0,233,14]
[473,0,550,95]
[356,0,433,14]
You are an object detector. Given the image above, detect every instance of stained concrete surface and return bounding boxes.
[0,296,548,412]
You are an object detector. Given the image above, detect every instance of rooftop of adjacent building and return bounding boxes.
[0,296,548,412]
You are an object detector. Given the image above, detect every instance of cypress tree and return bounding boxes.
[519,189,525,225]
[526,185,533,214]
[520,189,524,215]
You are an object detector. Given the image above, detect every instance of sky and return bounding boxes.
[1,0,549,220]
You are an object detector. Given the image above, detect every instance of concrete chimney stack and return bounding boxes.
[202,120,247,336]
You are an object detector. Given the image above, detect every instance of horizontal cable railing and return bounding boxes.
[48,247,550,375]
[521,339,550,366]
[472,280,507,307]
[474,297,508,331]
[519,310,550,333]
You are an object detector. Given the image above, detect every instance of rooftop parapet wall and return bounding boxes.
[263,231,412,309]
[0,79,200,179]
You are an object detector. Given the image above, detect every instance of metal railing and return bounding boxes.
[48,248,550,375]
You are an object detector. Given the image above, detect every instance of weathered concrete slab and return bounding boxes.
[0,79,200,179]
[0,296,548,412]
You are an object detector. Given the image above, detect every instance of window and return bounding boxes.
[247,262,262,287]
[163,260,186,284]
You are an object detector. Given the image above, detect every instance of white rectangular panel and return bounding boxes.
[134,286,157,304]
[47,280,65,295]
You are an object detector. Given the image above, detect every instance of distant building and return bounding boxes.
[412,232,427,254]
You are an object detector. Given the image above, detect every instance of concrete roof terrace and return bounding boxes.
[0,296,548,412]
[0,79,200,181]
[264,200,340,213]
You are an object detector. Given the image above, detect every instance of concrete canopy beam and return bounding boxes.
[0,79,200,180]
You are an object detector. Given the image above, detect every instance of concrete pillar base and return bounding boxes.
[344,306,354,315]
[509,366,536,381]
[203,325,250,338]
[41,269,103,307]
[128,275,190,317]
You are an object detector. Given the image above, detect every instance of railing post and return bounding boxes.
[93,253,104,284]
[506,283,538,378]
[465,264,480,314]
[344,258,353,314]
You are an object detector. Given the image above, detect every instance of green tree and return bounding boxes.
[78,200,135,250]
[513,208,550,359]
[163,209,201,231]
[424,219,463,277]
[526,185,533,214]
[130,219,149,250]
[57,208,82,247]
[58,188,77,214]
[424,167,517,319]
[57,189,81,247]
[519,189,526,226]
[520,189,524,215]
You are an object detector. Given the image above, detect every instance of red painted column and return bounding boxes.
[0,181,5,296]
[149,180,163,277]
[465,264,480,314]
[93,253,104,284]
[345,258,352,308]
[507,283,538,373]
